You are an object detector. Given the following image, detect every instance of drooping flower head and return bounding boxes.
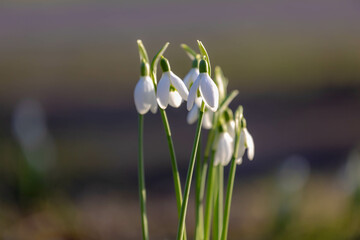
[134,61,158,115]
[236,117,255,165]
[183,59,200,90]
[187,60,219,112]
[214,121,234,166]
[157,57,189,109]
[187,104,213,129]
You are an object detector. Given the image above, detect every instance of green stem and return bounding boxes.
[176,103,205,240]
[138,114,149,240]
[220,157,237,240]
[221,130,241,240]
[195,136,204,240]
[212,166,219,240]
[204,150,216,240]
[159,109,187,240]
[218,165,224,240]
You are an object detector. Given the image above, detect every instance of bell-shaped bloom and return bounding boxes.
[214,132,234,166]
[183,62,200,90]
[187,60,219,112]
[157,58,189,109]
[187,105,213,129]
[134,75,157,115]
[236,128,255,164]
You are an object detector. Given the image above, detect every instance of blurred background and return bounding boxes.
[1,0,360,239]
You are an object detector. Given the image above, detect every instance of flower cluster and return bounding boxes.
[134,40,255,240]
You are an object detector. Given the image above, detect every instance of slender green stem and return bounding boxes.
[220,157,237,240]
[221,130,241,240]
[214,166,224,240]
[160,109,183,211]
[212,166,219,240]
[218,165,224,240]
[159,109,187,240]
[195,136,204,240]
[176,103,205,240]
[138,114,149,240]
[204,150,216,240]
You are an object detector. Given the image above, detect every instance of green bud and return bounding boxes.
[241,118,247,129]
[223,108,233,122]
[140,61,150,76]
[218,118,227,132]
[160,56,170,72]
[199,59,208,73]
[192,58,199,68]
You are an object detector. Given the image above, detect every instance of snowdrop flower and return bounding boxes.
[187,60,219,112]
[236,118,255,164]
[134,61,157,115]
[187,104,213,129]
[157,57,189,109]
[214,125,234,166]
[183,59,199,90]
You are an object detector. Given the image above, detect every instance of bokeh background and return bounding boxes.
[1,0,360,239]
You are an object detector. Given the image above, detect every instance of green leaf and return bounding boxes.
[197,40,211,76]
[151,42,170,77]
[218,90,239,115]
[181,43,197,60]
[137,40,149,64]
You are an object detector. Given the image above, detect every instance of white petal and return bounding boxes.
[202,110,213,129]
[244,128,255,160]
[187,105,199,125]
[199,73,219,112]
[183,68,199,90]
[227,120,236,139]
[170,72,189,100]
[195,97,202,108]
[134,77,153,114]
[150,98,158,114]
[236,130,246,160]
[156,73,171,109]
[187,75,200,111]
[222,132,234,166]
[168,91,182,108]
[214,134,226,166]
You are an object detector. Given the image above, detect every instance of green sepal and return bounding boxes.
[223,108,233,123]
[199,60,208,73]
[192,58,199,68]
[160,57,171,72]
[140,60,150,76]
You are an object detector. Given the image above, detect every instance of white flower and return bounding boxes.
[183,61,200,90]
[157,58,189,109]
[187,105,213,129]
[134,72,157,115]
[236,128,255,164]
[187,60,219,112]
[214,132,234,166]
